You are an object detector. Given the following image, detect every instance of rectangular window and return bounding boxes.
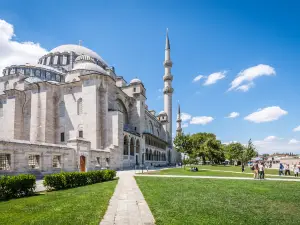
[0,153,11,170]
[133,87,136,92]
[28,154,40,169]
[60,132,65,142]
[53,155,61,168]
[79,131,83,138]
[62,56,67,65]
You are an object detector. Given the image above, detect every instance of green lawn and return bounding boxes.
[136,177,300,225]
[148,167,299,179]
[0,180,117,225]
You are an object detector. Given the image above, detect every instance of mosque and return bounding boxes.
[0,32,182,176]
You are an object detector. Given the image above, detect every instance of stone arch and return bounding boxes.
[123,135,129,155]
[136,139,140,154]
[4,81,9,90]
[116,99,129,124]
[130,138,134,156]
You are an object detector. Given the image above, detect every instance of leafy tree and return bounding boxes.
[173,133,192,168]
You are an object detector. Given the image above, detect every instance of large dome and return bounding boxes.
[50,44,107,65]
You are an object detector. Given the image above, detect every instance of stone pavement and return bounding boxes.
[135,174,300,182]
[100,171,155,225]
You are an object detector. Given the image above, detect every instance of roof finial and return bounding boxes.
[165,28,170,50]
[79,40,82,46]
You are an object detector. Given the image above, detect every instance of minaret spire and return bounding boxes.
[176,102,182,136]
[163,29,174,144]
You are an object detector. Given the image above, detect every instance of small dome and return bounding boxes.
[130,78,142,84]
[75,55,95,63]
[158,111,167,116]
[72,62,108,74]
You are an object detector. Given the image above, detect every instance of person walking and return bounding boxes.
[294,164,299,177]
[279,163,284,176]
[285,164,291,176]
[253,162,259,179]
[259,162,265,180]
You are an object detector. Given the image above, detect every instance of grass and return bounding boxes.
[0,180,117,225]
[147,166,300,179]
[135,177,300,225]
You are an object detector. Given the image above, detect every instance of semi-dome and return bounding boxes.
[50,44,107,65]
[75,55,96,63]
[130,78,142,84]
[72,62,108,74]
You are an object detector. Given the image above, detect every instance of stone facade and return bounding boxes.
[0,34,181,176]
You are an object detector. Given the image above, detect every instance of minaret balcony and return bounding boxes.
[163,74,173,81]
[163,60,173,67]
[163,86,174,94]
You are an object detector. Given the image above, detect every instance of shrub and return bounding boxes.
[43,169,116,191]
[0,174,36,200]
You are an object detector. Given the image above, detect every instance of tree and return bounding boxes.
[173,133,192,168]
[243,139,258,163]
[225,142,244,165]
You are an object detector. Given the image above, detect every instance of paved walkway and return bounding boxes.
[136,174,300,182]
[100,171,155,225]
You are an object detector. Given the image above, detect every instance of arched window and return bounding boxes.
[136,140,140,154]
[4,81,8,91]
[150,150,152,161]
[146,149,149,160]
[130,138,134,156]
[123,136,129,155]
[77,98,83,115]
[59,102,65,117]
[0,102,3,118]
[149,121,154,134]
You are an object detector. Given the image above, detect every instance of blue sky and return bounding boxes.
[1,0,300,153]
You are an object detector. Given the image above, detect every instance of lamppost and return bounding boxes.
[142,148,145,174]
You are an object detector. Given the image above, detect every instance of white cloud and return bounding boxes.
[244,106,288,123]
[226,112,240,119]
[289,139,300,144]
[228,64,276,92]
[181,112,192,122]
[263,136,278,141]
[293,126,300,132]
[203,71,226,86]
[0,19,48,75]
[182,123,189,128]
[193,75,204,83]
[190,116,214,125]
[253,138,300,154]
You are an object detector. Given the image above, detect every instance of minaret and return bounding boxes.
[176,103,182,136]
[163,29,174,144]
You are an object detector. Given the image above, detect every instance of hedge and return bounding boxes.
[43,169,116,190]
[0,174,36,200]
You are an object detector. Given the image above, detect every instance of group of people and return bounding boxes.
[251,162,266,179]
[190,167,199,172]
[279,163,300,177]
[251,161,300,179]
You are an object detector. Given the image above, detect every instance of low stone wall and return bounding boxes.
[0,139,77,177]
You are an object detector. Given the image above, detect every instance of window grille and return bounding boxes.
[28,155,40,169]
[60,132,65,142]
[53,155,61,168]
[0,154,11,170]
